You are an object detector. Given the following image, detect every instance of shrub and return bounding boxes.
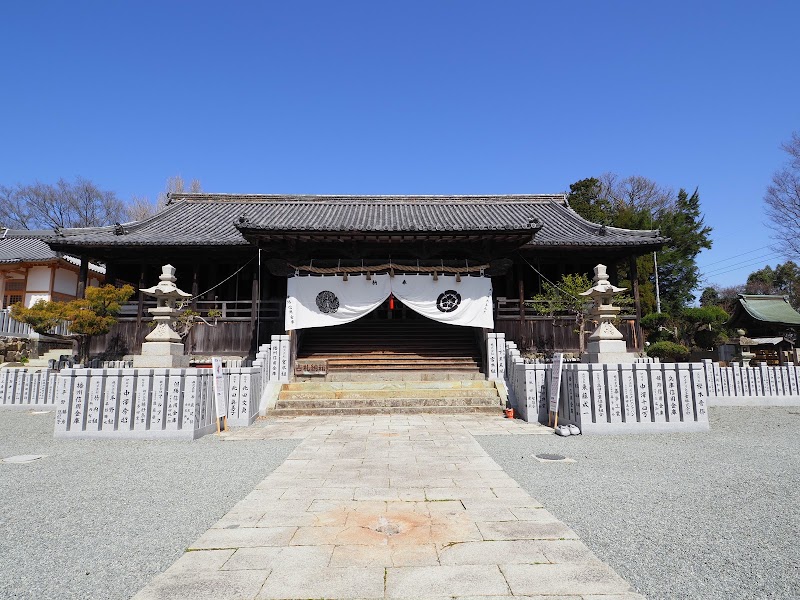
[646,341,690,362]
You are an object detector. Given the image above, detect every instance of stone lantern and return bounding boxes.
[132,264,192,368]
[580,264,636,363]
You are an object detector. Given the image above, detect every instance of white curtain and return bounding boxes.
[285,273,494,330]
[390,274,494,328]
[285,274,390,330]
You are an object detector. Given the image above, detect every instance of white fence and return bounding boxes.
[0,368,58,407]
[52,366,262,440]
[254,335,292,385]
[0,308,71,338]
[504,341,710,434]
[508,361,710,434]
[503,342,800,433]
[0,309,33,337]
[702,359,800,406]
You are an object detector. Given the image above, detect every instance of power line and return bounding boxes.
[699,253,784,283]
[701,252,783,278]
[697,245,774,268]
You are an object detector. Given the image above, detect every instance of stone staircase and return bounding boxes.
[296,319,483,373]
[24,348,74,369]
[271,379,502,416]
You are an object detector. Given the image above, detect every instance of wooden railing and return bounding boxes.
[117,300,284,322]
[495,297,636,323]
[493,297,641,351]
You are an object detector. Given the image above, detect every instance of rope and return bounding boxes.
[183,255,256,304]
[289,261,489,275]
[516,252,582,302]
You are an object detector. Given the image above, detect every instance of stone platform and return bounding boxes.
[272,380,503,416]
[131,414,644,600]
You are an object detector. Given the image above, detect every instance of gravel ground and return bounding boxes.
[479,406,800,600]
[0,409,297,600]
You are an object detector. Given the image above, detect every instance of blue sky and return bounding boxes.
[1,1,798,289]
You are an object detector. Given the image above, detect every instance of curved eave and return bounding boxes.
[738,306,800,327]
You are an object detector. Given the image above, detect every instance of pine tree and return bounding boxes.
[655,189,712,315]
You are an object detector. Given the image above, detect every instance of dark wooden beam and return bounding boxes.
[135,263,146,343]
[77,255,89,298]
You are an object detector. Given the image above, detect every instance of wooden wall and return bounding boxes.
[493,317,640,354]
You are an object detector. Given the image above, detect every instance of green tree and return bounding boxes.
[527,273,594,317]
[680,306,730,349]
[655,188,713,315]
[12,285,134,363]
[745,261,800,309]
[567,176,713,317]
[699,287,719,307]
[646,341,690,361]
[566,178,612,225]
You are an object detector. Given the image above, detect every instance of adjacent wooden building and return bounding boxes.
[0,233,104,309]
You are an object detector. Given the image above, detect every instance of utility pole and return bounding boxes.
[653,252,661,314]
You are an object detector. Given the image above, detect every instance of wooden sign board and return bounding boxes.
[295,360,327,376]
[211,357,228,432]
[548,352,564,426]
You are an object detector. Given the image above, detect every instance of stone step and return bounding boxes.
[299,350,480,357]
[326,359,480,368]
[279,388,499,400]
[267,404,502,416]
[275,396,501,409]
[302,370,487,382]
[328,362,480,373]
[282,380,495,391]
[25,348,74,367]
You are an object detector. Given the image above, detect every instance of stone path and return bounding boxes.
[132,415,644,600]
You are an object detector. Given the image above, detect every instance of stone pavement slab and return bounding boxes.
[131,414,642,600]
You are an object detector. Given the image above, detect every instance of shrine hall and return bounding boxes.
[44,194,665,378]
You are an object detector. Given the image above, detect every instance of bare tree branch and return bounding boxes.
[0,178,126,230]
[765,132,800,257]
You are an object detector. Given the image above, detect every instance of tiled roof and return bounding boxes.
[0,232,105,273]
[735,295,800,326]
[45,194,666,250]
[0,237,58,263]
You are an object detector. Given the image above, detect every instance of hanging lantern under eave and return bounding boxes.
[389,295,394,310]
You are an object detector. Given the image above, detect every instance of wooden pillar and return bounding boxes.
[105,262,116,287]
[0,273,6,308]
[629,255,643,351]
[206,264,218,301]
[251,263,259,331]
[77,255,89,299]
[135,263,146,344]
[505,264,515,298]
[191,265,199,310]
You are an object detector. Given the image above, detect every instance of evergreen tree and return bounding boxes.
[745,261,800,309]
[566,177,712,317]
[566,178,612,225]
[655,188,712,315]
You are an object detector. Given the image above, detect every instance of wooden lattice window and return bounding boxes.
[5,280,24,291]
[3,294,23,308]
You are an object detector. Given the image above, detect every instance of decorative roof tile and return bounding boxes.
[44,194,666,250]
